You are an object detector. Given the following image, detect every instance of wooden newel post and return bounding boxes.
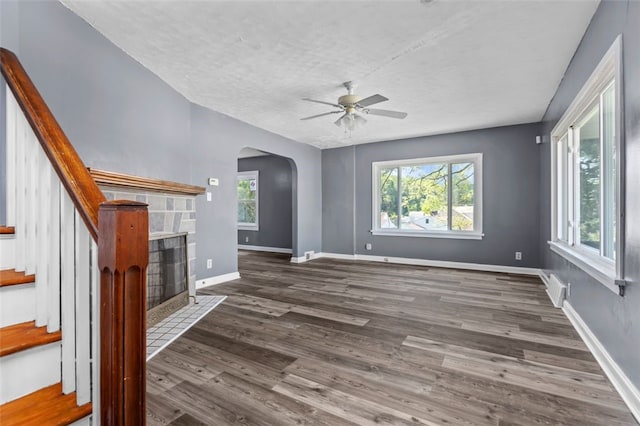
[98,200,149,425]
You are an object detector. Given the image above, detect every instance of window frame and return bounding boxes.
[237,170,259,231]
[549,35,624,294]
[371,152,483,239]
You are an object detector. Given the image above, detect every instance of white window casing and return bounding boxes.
[237,170,259,231]
[549,35,625,295]
[371,153,483,240]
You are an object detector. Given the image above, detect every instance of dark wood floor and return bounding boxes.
[147,251,635,425]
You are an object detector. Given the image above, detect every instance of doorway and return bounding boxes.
[236,148,295,257]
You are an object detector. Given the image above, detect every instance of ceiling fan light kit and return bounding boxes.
[301,81,407,131]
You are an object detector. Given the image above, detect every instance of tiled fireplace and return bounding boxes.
[89,168,205,328]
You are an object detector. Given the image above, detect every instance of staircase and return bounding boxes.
[0,48,149,425]
[0,232,92,425]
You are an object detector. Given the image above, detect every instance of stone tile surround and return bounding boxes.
[101,187,198,298]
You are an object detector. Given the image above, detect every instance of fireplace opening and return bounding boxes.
[147,233,189,327]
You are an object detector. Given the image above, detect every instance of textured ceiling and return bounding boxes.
[61,0,598,149]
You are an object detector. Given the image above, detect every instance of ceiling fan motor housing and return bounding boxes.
[338,94,362,107]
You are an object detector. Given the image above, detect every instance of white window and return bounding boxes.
[237,170,259,230]
[371,153,483,239]
[550,36,624,294]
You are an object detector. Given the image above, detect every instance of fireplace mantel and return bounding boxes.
[88,168,205,196]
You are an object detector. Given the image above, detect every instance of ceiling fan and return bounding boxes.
[301,81,407,130]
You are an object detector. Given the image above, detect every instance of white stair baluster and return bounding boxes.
[47,164,61,333]
[25,127,38,276]
[35,140,48,327]
[13,110,27,272]
[60,189,77,394]
[75,210,91,405]
[5,87,17,226]
[90,238,100,414]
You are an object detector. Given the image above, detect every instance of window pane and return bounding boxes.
[400,164,448,231]
[237,178,256,201]
[238,200,256,223]
[602,84,616,260]
[379,168,399,229]
[451,163,474,231]
[578,105,600,251]
[237,174,258,226]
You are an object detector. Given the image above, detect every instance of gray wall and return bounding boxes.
[322,146,356,255]
[323,123,542,268]
[0,1,20,225]
[238,155,293,250]
[539,0,640,389]
[16,1,192,183]
[1,0,322,279]
[190,104,321,276]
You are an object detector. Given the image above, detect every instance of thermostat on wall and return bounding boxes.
[208,177,219,186]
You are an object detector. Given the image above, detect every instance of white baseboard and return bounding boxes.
[316,252,356,260]
[238,244,292,254]
[195,272,241,289]
[290,251,317,264]
[316,252,541,276]
[563,302,640,421]
[538,270,550,286]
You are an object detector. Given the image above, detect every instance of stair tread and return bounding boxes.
[0,226,15,235]
[0,383,92,425]
[0,321,61,357]
[0,269,35,287]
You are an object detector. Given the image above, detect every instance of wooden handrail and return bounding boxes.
[0,47,105,240]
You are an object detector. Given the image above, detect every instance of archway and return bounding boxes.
[236,147,298,258]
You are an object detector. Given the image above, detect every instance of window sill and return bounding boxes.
[548,240,619,294]
[238,225,259,231]
[370,230,483,240]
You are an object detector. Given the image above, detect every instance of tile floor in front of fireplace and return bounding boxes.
[146,295,226,361]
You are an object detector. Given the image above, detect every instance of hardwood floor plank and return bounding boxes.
[273,373,435,425]
[283,357,498,425]
[146,391,184,425]
[207,372,353,425]
[170,338,290,389]
[147,252,636,425]
[289,305,370,326]
[185,325,297,370]
[522,349,602,375]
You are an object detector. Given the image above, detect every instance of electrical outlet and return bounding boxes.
[206,259,213,269]
[245,236,249,243]
[304,251,314,260]
[365,243,372,250]
[515,251,522,260]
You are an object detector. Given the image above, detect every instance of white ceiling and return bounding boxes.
[61,0,599,149]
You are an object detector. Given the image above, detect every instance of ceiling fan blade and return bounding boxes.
[334,113,348,127]
[356,94,388,107]
[363,108,408,119]
[302,98,343,109]
[300,111,342,121]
